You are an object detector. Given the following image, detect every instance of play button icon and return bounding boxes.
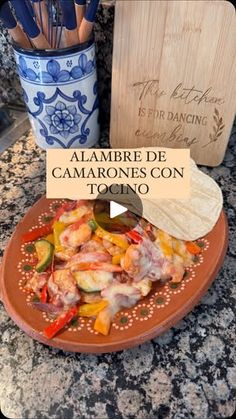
[110,201,127,219]
[93,184,143,234]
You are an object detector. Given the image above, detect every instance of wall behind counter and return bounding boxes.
[0,1,114,128]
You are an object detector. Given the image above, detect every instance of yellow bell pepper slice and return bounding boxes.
[44,233,54,245]
[95,227,129,250]
[78,300,108,317]
[157,230,173,257]
[94,307,112,335]
[112,253,124,265]
[53,221,66,252]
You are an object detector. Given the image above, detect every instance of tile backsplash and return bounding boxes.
[0,2,114,128]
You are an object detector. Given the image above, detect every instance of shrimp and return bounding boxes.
[55,247,77,261]
[60,222,92,249]
[47,269,80,306]
[121,243,152,281]
[80,238,107,253]
[71,262,122,272]
[156,230,192,267]
[121,238,184,283]
[166,254,185,283]
[155,232,191,282]
[172,238,193,267]
[25,272,49,296]
[59,200,93,224]
[101,283,141,314]
[102,239,124,256]
[65,251,111,270]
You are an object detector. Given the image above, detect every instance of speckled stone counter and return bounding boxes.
[0,125,236,419]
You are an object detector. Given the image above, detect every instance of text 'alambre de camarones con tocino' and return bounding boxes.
[65,149,169,163]
[46,148,191,200]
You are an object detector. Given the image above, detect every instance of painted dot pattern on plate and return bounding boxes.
[16,200,210,336]
[113,312,134,330]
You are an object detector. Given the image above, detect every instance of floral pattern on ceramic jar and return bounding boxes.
[14,40,99,149]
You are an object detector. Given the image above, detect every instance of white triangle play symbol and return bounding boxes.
[110,201,127,219]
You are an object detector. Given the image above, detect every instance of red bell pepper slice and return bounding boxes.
[126,230,143,243]
[40,284,48,303]
[21,223,53,243]
[43,306,78,339]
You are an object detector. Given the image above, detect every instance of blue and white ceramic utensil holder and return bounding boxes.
[13,39,99,149]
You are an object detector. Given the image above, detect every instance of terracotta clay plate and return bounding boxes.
[0,197,228,353]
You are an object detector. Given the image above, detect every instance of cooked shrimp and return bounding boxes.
[65,251,111,270]
[172,238,193,267]
[121,243,152,281]
[48,269,80,306]
[121,238,185,283]
[71,262,122,272]
[60,222,92,249]
[101,283,141,314]
[155,232,191,282]
[25,272,49,296]
[167,254,185,283]
[102,239,124,256]
[80,238,106,253]
[59,201,93,224]
[55,247,77,261]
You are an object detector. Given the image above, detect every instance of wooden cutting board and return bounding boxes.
[110,0,236,166]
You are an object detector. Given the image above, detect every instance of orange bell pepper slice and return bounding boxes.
[94,307,112,336]
[186,241,201,255]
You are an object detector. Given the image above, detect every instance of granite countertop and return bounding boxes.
[0,127,236,419]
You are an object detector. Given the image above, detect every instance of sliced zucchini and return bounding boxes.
[73,271,113,292]
[35,239,54,273]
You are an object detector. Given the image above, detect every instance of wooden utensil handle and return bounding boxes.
[65,28,79,47]
[33,0,49,42]
[75,3,86,29]
[9,24,31,49]
[32,32,50,49]
[79,19,93,43]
